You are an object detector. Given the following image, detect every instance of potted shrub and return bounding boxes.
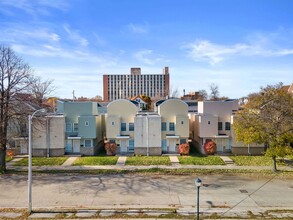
[179,143,190,155]
[204,141,217,155]
[105,142,117,156]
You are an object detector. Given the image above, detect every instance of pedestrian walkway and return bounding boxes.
[219,156,234,165]
[6,157,23,166]
[169,155,180,166]
[61,157,78,166]
[116,156,126,166]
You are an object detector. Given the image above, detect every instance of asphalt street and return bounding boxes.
[1,173,293,215]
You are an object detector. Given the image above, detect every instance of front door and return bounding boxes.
[168,139,176,152]
[73,140,80,153]
[120,140,127,153]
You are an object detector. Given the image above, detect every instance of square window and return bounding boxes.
[84,139,92,147]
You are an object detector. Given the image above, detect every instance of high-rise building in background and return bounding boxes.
[103,67,170,101]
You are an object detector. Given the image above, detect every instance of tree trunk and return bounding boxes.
[272,156,278,172]
[0,144,6,172]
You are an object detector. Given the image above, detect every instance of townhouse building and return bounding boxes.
[57,100,104,155]
[31,115,66,157]
[190,99,239,153]
[105,99,189,155]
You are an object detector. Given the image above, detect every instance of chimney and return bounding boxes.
[163,66,169,75]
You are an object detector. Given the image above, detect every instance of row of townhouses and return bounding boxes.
[12,98,265,157]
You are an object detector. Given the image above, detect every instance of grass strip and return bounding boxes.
[72,156,118,166]
[178,155,225,165]
[229,156,287,166]
[13,157,68,166]
[126,156,171,165]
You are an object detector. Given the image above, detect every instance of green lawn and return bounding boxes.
[230,156,276,166]
[72,156,118,166]
[13,157,68,166]
[6,156,13,162]
[178,155,226,165]
[126,156,171,165]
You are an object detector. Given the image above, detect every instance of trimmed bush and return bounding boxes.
[105,142,117,156]
[179,143,190,155]
[204,141,217,155]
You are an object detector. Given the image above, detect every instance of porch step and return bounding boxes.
[116,156,127,166]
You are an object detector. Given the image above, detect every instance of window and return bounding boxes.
[162,139,167,152]
[129,123,134,131]
[225,122,231,130]
[181,121,184,125]
[84,139,92,147]
[161,122,167,131]
[208,121,211,125]
[169,122,175,131]
[85,121,89,126]
[180,139,186,144]
[73,123,78,132]
[121,122,126,131]
[218,122,223,130]
[66,123,72,132]
[129,139,134,152]
[111,121,114,126]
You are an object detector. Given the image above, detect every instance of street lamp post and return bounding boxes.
[195,177,202,220]
[28,108,46,214]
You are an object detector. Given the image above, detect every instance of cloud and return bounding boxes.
[133,49,167,65]
[63,24,89,47]
[0,0,69,16]
[126,23,148,34]
[0,25,60,43]
[184,37,293,65]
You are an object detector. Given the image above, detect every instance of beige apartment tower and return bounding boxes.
[103,67,170,101]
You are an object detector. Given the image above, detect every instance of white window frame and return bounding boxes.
[84,139,92,147]
[73,123,78,132]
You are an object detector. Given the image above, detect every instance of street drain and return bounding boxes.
[239,189,248,193]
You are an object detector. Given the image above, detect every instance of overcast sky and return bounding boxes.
[1,0,292,99]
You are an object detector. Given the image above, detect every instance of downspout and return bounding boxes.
[46,117,50,157]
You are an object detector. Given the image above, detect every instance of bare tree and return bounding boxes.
[29,76,55,107]
[170,86,179,98]
[209,83,220,100]
[198,89,208,101]
[0,45,33,171]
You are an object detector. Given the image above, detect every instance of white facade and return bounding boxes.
[134,114,162,155]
